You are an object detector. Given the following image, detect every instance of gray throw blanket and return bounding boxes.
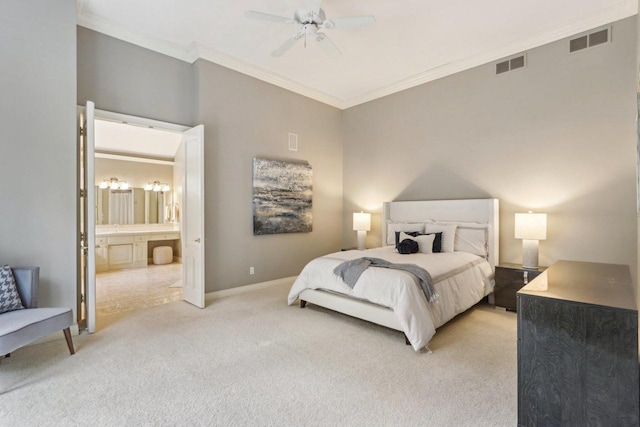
[333,257,438,303]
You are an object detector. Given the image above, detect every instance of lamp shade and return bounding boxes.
[515,212,547,240]
[353,212,371,231]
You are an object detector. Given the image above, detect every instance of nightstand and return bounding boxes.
[494,263,546,311]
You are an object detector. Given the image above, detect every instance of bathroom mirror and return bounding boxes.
[96,187,171,225]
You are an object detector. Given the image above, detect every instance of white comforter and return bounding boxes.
[288,247,494,351]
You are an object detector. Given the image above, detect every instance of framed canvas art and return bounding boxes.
[253,158,313,235]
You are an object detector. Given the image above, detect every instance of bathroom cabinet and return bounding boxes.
[95,237,109,272]
[94,231,179,271]
[108,244,133,269]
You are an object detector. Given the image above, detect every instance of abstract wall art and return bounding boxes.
[252,158,313,235]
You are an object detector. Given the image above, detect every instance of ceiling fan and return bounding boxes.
[245,1,375,57]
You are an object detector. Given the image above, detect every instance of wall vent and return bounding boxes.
[495,54,526,75]
[569,27,610,53]
[288,133,298,151]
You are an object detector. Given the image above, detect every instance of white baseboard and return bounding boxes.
[205,276,296,302]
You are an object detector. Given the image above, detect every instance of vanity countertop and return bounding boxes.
[96,228,180,237]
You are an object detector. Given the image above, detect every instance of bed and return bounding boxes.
[287,199,499,351]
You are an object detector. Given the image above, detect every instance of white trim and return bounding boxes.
[94,152,175,166]
[77,12,198,63]
[205,276,296,303]
[92,108,190,133]
[193,43,347,109]
[77,1,636,110]
[346,3,636,108]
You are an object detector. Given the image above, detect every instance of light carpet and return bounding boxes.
[0,281,517,426]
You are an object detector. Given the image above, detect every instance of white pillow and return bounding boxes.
[430,220,488,230]
[399,232,436,254]
[455,228,488,257]
[428,221,489,257]
[424,223,457,253]
[386,221,425,245]
[399,231,417,242]
[414,234,436,254]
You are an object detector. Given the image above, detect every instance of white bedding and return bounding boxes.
[288,247,494,351]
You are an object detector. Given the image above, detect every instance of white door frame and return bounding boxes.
[78,106,205,332]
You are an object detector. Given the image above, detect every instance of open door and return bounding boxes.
[79,101,97,333]
[177,125,205,308]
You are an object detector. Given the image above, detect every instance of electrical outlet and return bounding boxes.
[249,266,255,275]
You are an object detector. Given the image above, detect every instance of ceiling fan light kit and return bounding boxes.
[245,2,375,57]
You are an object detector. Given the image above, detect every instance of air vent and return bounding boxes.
[495,54,526,75]
[569,27,610,53]
[288,133,298,151]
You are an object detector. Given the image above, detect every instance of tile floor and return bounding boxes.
[96,263,182,329]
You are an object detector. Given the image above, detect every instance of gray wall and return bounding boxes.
[0,0,78,311]
[77,27,194,126]
[78,28,344,293]
[194,60,343,291]
[343,17,638,275]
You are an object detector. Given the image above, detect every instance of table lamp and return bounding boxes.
[515,211,547,269]
[353,212,371,250]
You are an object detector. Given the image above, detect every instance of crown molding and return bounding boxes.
[76,13,347,109]
[343,1,638,108]
[77,13,198,63]
[191,43,348,109]
[77,0,637,111]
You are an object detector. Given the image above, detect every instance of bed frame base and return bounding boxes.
[299,290,411,345]
[298,289,403,331]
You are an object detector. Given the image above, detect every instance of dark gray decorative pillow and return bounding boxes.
[398,239,419,254]
[0,265,24,313]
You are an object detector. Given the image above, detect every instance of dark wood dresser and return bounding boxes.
[517,260,639,427]
[494,263,546,311]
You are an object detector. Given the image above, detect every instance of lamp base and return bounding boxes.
[522,239,539,269]
[357,230,367,251]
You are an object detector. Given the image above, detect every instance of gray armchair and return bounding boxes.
[0,267,74,364]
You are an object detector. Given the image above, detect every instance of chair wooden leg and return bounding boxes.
[63,327,75,355]
[300,300,307,308]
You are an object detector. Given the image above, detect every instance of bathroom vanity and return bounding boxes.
[95,226,180,272]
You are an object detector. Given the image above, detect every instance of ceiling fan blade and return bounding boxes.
[324,16,376,30]
[272,36,300,57]
[245,10,293,24]
[315,33,341,57]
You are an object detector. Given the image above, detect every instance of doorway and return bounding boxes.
[94,118,183,329]
[78,104,206,333]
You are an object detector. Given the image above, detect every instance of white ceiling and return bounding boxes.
[95,119,182,160]
[77,0,637,109]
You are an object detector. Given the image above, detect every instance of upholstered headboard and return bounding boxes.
[382,199,499,270]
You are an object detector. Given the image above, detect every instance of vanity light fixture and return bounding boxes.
[145,181,170,192]
[100,177,129,190]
